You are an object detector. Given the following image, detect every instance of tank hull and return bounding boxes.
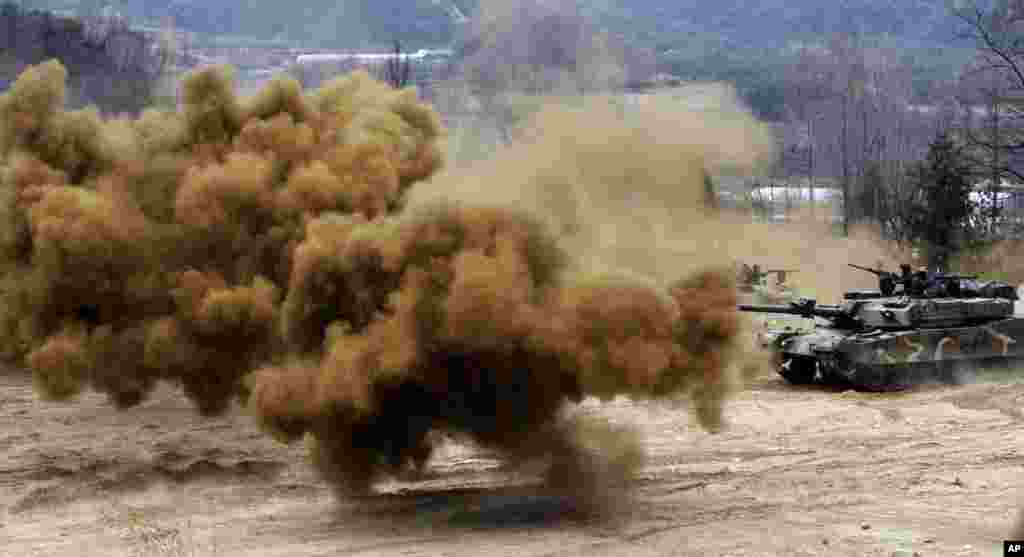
[761,315,1024,391]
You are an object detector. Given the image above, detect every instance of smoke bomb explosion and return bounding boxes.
[0,59,786,512]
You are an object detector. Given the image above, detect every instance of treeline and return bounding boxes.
[0,2,164,114]
[598,0,970,121]
[737,1,1024,270]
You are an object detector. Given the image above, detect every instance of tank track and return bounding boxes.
[775,355,1017,391]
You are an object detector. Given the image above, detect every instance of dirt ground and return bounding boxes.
[2,363,1022,557]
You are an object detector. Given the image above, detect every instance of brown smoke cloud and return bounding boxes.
[0,60,769,513]
[0,61,442,414]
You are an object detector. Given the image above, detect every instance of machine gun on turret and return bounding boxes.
[846,264,902,296]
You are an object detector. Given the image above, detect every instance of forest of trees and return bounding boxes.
[755,0,1024,268]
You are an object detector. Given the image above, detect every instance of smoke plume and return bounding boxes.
[0,59,769,513]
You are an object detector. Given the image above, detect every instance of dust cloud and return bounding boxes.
[415,85,909,306]
[435,0,654,166]
[0,59,775,513]
[719,214,912,303]
[411,85,775,287]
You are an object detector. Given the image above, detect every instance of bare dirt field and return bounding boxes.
[2,365,1022,557]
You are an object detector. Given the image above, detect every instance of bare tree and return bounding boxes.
[784,46,835,220]
[953,0,1024,183]
[957,65,1013,237]
[383,40,412,89]
[786,32,873,235]
[781,31,955,240]
[828,33,865,236]
[448,0,652,148]
[148,14,179,109]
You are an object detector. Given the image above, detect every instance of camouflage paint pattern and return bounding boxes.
[742,277,1024,390]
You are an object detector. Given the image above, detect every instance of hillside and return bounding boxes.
[19,0,470,49]
[587,0,961,49]
[19,0,967,51]
[584,0,975,115]
[0,3,164,113]
[12,0,983,118]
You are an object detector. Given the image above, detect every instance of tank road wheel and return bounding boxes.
[935,359,972,386]
[934,336,973,386]
[778,357,816,385]
[850,364,906,392]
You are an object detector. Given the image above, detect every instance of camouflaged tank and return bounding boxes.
[740,264,1022,391]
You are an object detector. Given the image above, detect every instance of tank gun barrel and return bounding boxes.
[739,304,813,316]
[847,263,894,278]
[738,299,847,319]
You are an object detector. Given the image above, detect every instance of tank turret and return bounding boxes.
[845,263,998,299]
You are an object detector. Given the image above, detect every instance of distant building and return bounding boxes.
[973,178,1024,234]
[294,49,453,66]
[623,73,684,94]
[750,184,841,204]
[743,183,841,219]
[736,179,1024,235]
[291,49,452,100]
